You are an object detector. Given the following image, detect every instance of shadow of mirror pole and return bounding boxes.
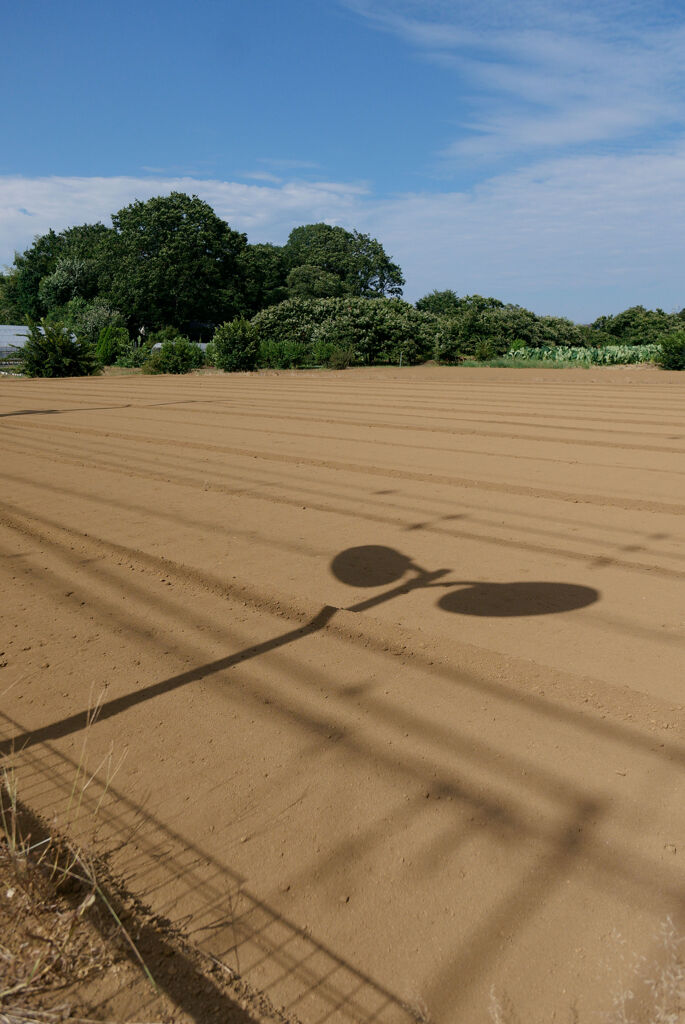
[1,547,598,756]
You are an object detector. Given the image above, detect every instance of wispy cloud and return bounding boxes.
[344,0,685,164]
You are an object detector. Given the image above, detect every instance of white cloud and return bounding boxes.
[366,146,685,317]
[240,171,284,184]
[1,152,684,321]
[0,174,370,264]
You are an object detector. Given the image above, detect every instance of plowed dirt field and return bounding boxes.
[1,365,683,1024]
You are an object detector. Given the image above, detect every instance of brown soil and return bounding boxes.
[0,365,683,1023]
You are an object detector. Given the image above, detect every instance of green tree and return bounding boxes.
[108,193,248,331]
[10,230,66,320]
[533,315,586,347]
[590,306,676,345]
[416,291,504,316]
[0,271,23,322]
[286,264,344,298]
[239,243,288,314]
[415,289,462,316]
[61,296,126,348]
[8,223,114,321]
[657,331,685,370]
[19,319,100,377]
[95,325,129,365]
[284,223,404,298]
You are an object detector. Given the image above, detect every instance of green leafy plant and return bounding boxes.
[19,319,100,377]
[506,344,660,365]
[211,319,259,371]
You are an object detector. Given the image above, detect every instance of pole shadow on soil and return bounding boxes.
[0,545,599,757]
[7,545,674,1023]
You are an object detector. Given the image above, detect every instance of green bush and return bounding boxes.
[259,337,310,369]
[251,297,337,355]
[115,340,151,367]
[95,325,129,365]
[143,335,204,374]
[327,344,356,369]
[211,319,259,371]
[657,331,685,370]
[19,319,100,377]
[251,297,440,367]
[474,338,501,361]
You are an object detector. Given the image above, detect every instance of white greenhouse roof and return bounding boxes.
[0,325,28,352]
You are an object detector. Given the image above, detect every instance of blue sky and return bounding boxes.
[2,0,685,320]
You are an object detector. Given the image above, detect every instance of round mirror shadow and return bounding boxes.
[331,546,414,588]
[438,581,598,617]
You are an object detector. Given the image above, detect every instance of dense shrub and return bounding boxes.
[143,335,204,374]
[657,331,685,370]
[259,338,310,369]
[19,319,100,377]
[211,319,259,371]
[251,297,337,352]
[474,338,502,361]
[95,325,129,365]
[251,297,440,367]
[311,322,357,367]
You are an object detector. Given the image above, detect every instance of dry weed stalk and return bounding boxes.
[0,691,156,1010]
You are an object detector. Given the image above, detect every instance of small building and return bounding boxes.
[0,325,28,360]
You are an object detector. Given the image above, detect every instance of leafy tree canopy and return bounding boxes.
[416,290,504,316]
[238,243,288,315]
[590,305,678,345]
[8,223,114,322]
[108,192,248,332]
[283,223,404,299]
[286,264,344,299]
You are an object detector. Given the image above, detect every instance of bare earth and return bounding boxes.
[0,365,683,1024]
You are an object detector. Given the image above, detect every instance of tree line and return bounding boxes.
[2,191,684,373]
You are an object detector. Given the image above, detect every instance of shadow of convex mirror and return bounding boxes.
[331,545,599,617]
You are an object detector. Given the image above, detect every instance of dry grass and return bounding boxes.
[0,695,156,1020]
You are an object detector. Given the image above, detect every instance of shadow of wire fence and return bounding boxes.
[0,711,420,1024]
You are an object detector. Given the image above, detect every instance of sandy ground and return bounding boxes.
[0,364,683,1024]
